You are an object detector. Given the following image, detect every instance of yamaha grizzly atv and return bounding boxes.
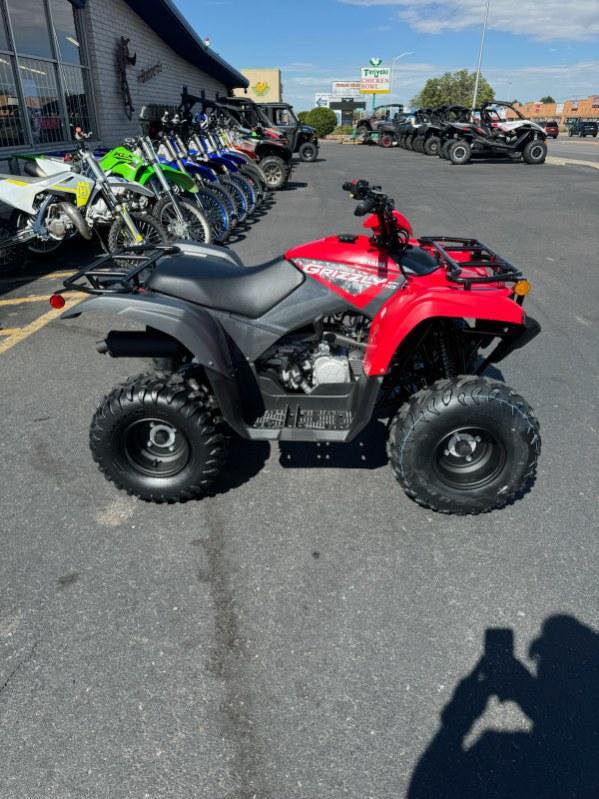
[53,181,541,515]
[443,101,547,165]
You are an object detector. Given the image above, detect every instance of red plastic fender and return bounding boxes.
[363,210,413,238]
[363,282,525,376]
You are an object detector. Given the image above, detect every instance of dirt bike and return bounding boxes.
[52,180,541,515]
[0,130,166,269]
[100,133,213,244]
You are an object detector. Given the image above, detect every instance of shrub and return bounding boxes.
[305,107,338,138]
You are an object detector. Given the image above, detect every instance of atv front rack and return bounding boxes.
[419,237,523,288]
[61,245,179,296]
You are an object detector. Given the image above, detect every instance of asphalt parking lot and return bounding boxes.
[1,143,598,799]
[548,135,599,162]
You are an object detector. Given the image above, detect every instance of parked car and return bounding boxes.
[542,120,559,139]
[258,102,319,162]
[355,104,405,143]
[568,119,598,137]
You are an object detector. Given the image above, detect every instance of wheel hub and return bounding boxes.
[123,417,190,477]
[434,426,506,489]
[148,422,177,451]
[445,432,480,462]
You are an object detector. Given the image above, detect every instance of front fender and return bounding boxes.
[107,178,155,199]
[61,293,234,377]
[364,286,525,376]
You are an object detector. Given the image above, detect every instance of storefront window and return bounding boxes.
[19,57,64,144]
[49,0,83,65]
[61,63,91,134]
[5,0,54,59]
[0,56,25,147]
[0,13,9,51]
[0,0,96,149]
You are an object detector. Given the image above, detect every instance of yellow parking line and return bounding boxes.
[42,270,77,280]
[0,296,83,355]
[0,294,58,307]
[0,328,20,336]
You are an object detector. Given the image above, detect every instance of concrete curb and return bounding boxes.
[546,156,599,170]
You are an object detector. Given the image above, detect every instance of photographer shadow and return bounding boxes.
[408,615,599,799]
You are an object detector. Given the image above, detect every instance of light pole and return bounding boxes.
[472,0,491,112]
[391,52,414,103]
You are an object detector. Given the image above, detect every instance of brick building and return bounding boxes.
[513,95,599,126]
[0,0,247,161]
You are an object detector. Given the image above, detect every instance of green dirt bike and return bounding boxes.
[100,138,212,244]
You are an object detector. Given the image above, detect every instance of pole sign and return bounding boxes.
[360,66,391,95]
[331,81,362,98]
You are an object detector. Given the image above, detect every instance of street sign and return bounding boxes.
[360,67,391,95]
[314,93,332,108]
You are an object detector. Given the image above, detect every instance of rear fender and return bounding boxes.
[61,293,234,377]
[364,287,525,376]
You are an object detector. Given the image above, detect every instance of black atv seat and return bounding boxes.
[146,254,304,318]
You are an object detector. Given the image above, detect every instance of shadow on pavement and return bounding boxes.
[0,237,100,298]
[212,434,271,495]
[408,615,599,799]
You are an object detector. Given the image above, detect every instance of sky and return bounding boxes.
[174,0,599,110]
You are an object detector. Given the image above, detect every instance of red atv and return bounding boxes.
[54,180,541,514]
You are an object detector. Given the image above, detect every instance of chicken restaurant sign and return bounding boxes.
[360,66,391,95]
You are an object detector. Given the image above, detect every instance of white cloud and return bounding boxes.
[340,0,599,41]
[282,59,599,109]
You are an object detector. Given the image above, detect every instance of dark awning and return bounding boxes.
[123,0,248,89]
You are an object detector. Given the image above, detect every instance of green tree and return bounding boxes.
[540,95,556,104]
[298,111,310,123]
[411,69,495,108]
[305,107,338,138]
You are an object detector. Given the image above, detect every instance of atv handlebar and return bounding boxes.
[355,197,376,217]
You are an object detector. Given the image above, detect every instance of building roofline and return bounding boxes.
[123,0,249,89]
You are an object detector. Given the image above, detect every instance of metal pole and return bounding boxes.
[472,0,491,112]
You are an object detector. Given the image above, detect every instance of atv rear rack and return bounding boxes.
[419,237,523,288]
[61,245,180,296]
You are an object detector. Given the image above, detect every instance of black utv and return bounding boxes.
[409,105,471,156]
[219,96,295,187]
[355,104,405,144]
[439,101,548,165]
[258,102,319,161]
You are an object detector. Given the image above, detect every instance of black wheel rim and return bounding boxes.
[453,145,467,160]
[530,144,544,160]
[123,417,190,477]
[432,426,506,490]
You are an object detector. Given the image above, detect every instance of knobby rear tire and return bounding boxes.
[90,372,229,503]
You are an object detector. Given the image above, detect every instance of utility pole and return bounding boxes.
[472,0,491,112]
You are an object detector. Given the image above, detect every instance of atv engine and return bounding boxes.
[260,314,369,393]
[278,341,350,392]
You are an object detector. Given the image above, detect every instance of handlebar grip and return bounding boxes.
[354,197,376,217]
